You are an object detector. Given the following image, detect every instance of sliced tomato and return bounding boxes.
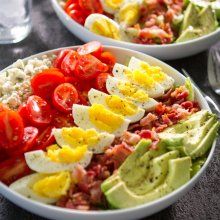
[0,110,24,150]
[74,54,108,80]
[95,72,110,93]
[53,83,79,113]
[78,0,103,14]
[77,41,103,57]
[61,50,79,76]
[0,103,9,112]
[31,68,65,100]
[53,49,73,69]
[64,0,79,12]
[26,96,52,127]
[69,9,87,25]
[52,111,75,128]
[0,155,31,185]
[99,51,116,69]
[18,104,30,125]
[78,91,89,105]
[8,127,39,157]
[35,126,55,150]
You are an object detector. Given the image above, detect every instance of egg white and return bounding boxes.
[53,128,115,154]
[25,150,93,173]
[72,104,130,137]
[100,0,125,14]
[106,76,158,111]
[128,57,174,91]
[88,88,145,123]
[9,173,58,204]
[112,63,165,98]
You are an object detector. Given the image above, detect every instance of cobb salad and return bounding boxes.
[0,41,219,211]
[59,0,220,45]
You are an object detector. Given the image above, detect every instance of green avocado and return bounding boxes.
[185,78,194,101]
[158,110,219,159]
[103,156,191,209]
[176,3,218,42]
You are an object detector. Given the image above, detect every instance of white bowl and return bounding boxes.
[51,0,220,60]
[0,46,217,220]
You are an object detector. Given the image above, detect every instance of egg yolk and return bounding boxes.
[47,144,87,163]
[61,127,98,148]
[132,69,155,88]
[105,95,137,116]
[89,104,124,133]
[32,171,71,199]
[140,62,166,82]
[91,18,120,40]
[118,2,140,26]
[105,0,124,10]
[118,82,149,102]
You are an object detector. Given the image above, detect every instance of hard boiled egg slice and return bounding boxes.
[88,88,144,123]
[9,172,71,204]
[128,57,174,91]
[53,127,115,154]
[113,63,164,98]
[106,76,158,111]
[25,147,92,173]
[84,14,121,40]
[73,104,130,137]
[100,0,125,14]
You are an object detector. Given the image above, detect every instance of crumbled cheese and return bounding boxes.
[0,54,55,109]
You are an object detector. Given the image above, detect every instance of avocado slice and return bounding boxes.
[104,157,191,209]
[191,156,206,177]
[176,28,202,43]
[185,77,195,101]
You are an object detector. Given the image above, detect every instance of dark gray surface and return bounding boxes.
[0,0,219,219]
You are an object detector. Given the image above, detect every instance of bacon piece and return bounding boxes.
[140,113,158,127]
[121,131,141,146]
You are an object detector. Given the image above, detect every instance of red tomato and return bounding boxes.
[78,0,103,14]
[0,155,31,185]
[61,50,78,76]
[0,110,24,150]
[31,68,65,100]
[26,96,52,127]
[99,51,116,67]
[95,72,110,92]
[8,127,39,157]
[64,0,79,12]
[0,103,9,112]
[53,49,73,69]
[18,104,30,125]
[52,111,75,128]
[68,9,87,25]
[78,91,89,105]
[35,126,55,150]
[53,83,79,113]
[74,54,108,80]
[77,41,103,57]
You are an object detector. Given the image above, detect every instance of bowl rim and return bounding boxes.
[0,45,217,217]
[51,0,220,49]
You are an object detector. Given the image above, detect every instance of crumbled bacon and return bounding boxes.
[121,131,141,146]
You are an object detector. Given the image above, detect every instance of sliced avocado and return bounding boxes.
[104,157,191,209]
[176,28,202,43]
[181,3,199,32]
[101,173,120,193]
[191,156,206,177]
[119,140,166,187]
[130,151,179,195]
[185,77,194,101]
[199,5,218,34]
[190,121,219,158]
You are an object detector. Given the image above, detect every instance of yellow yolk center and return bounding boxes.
[105,95,137,116]
[132,69,155,88]
[105,0,124,10]
[61,127,99,148]
[140,62,166,82]
[91,18,120,40]
[89,104,124,133]
[32,171,71,199]
[47,144,87,163]
[118,82,149,102]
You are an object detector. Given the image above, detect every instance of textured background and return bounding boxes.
[0,0,219,219]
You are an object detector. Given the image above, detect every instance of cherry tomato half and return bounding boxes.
[95,72,111,93]
[18,104,30,126]
[99,51,116,67]
[31,68,65,100]
[77,41,103,58]
[53,83,79,113]
[74,54,108,80]
[53,49,73,69]
[52,110,75,128]
[35,126,55,150]
[0,110,24,150]
[26,95,52,127]
[61,50,78,76]
[78,0,103,14]
[0,155,31,185]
